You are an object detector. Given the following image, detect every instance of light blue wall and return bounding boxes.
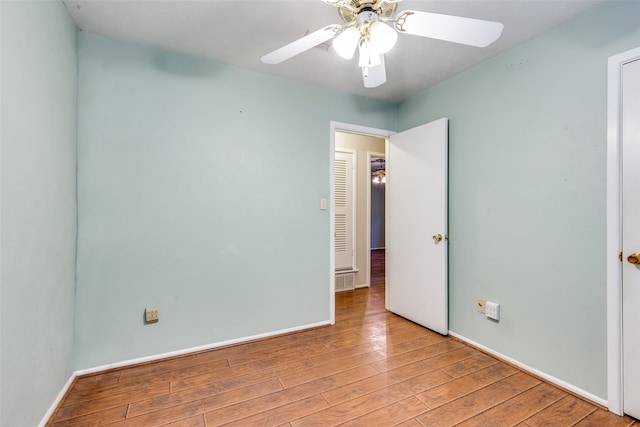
[0,1,78,426]
[5,0,632,417]
[399,1,640,399]
[75,32,397,369]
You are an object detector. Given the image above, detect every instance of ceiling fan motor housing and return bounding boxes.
[357,8,379,24]
[338,0,397,24]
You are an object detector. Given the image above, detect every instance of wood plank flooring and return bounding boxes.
[48,250,637,426]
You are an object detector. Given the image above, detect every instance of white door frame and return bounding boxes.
[329,122,395,325]
[366,150,386,290]
[606,45,640,416]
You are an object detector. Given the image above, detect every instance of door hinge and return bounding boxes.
[620,251,623,262]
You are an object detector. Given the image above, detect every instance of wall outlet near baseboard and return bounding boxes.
[145,306,159,324]
[485,301,500,321]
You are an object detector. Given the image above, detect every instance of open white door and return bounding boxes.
[387,118,448,335]
[622,57,640,420]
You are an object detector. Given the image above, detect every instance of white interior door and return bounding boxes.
[622,57,640,419]
[387,118,448,335]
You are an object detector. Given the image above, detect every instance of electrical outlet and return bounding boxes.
[145,306,159,324]
[485,301,500,321]
[477,299,486,314]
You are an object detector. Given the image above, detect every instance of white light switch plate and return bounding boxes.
[320,198,327,210]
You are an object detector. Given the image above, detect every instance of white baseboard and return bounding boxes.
[449,331,607,408]
[38,373,77,427]
[39,320,330,425]
[75,320,331,377]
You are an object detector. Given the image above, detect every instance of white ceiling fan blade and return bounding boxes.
[261,25,341,64]
[362,56,386,88]
[395,10,503,48]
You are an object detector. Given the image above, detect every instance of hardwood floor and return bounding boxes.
[370,249,385,288]
[49,251,636,426]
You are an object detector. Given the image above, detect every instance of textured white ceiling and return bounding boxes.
[63,0,608,103]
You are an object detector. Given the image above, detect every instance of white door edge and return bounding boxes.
[329,122,395,325]
[606,45,640,416]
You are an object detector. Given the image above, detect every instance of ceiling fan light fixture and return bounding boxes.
[333,26,360,59]
[261,1,504,89]
[369,21,397,54]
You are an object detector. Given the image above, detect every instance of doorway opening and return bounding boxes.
[333,133,385,290]
[369,153,386,289]
[329,122,395,325]
[330,119,449,332]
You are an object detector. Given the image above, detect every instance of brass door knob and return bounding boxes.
[433,233,443,243]
[628,253,640,264]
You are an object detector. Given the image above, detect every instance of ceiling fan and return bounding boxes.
[260,0,504,89]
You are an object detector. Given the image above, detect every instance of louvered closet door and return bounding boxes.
[335,150,355,270]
